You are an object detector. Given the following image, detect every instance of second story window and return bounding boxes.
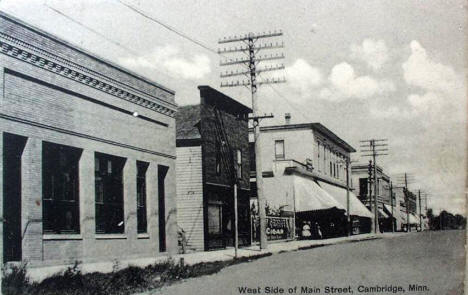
[323,147,327,174]
[215,139,221,175]
[317,142,321,172]
[275,140,285,160]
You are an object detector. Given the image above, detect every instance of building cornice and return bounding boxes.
[0,33,177,118]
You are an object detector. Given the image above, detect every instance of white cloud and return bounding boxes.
[369,105,412,119]
[320,62,395,101]
[286,59,323,94]
[407,92,442,114]
[350,39,389,71]
[119,45,211,80]
[402,41,466,123]
[402,40,462,94]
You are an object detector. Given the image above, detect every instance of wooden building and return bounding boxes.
[176,86,251,251]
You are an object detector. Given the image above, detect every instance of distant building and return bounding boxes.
[0,12,178,267]
[394,187,419,231]
[250,114,373,238]
[176,86,251,251]
[351,164,396,231]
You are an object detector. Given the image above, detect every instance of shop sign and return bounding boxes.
[266,217,290,240]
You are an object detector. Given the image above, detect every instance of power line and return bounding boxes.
[43,3,138,55]
[116,0,218,54]
[115,1,313,122]
[45,1,313,123]
[269,85,311,122]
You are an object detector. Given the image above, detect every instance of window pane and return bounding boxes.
[95,152,126,234]
[208,204,222,234]
[42,141,82,234]
[137,161,149,234]
[275,140,284,159]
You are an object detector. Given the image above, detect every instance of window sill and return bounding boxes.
[95,234,127,240]
[137,233,150,239]
[43,234,83,240]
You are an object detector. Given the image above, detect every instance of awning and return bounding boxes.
[317,181,374,219]
[410,214,420,224]
[378,208,389,218]
[293,176,345,213]
[383,204,395,216]
[400,211,419,224]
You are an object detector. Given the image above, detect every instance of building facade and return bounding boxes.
[394,187,419,231]
[176,86,251,251]
[0,13,178,267]
[351,163,396,231]
[250,115,373,238]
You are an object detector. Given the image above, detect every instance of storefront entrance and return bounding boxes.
[3,133,27,262]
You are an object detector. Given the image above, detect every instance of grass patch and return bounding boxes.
[2,253,272,295]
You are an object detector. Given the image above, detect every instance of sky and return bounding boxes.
[1,0,466,215]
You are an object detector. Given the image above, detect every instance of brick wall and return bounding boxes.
[200,103,250,190]
[0,14,178,266]
[0,12,175,105]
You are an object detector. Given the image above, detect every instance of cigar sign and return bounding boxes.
[266,217,290,240]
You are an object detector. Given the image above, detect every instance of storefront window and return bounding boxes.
[137,161,149,234]
[95,152,126,234]
[43,142,82,234]
[208,203,222,234]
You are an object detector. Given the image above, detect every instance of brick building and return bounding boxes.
[176,86,251,251]
[0,12,178,268]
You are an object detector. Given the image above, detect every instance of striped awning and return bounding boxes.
[293,176,345,213]
[317,181,374,219]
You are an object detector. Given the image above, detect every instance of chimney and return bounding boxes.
[285,113,291,125]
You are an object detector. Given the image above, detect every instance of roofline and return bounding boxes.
[0,11,175,96]
[258,123,356,153]
[198,85,252,113]
[351,163,390,180]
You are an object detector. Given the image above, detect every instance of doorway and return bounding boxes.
[3,133,27,262]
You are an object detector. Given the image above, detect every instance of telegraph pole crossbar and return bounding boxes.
[219,30,286,250]
[360,138,389,234]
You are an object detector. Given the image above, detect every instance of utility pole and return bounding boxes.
[338,158,356,236]
[345,159,351,236]
[405,173,410,232]
[390,181,394,232]
[367,160,373,232]
[361,139,388,234]
[218,31,285,250]
[395,172,415,233]
[418,190,422,231]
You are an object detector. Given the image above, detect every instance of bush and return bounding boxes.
[2,263,31,295]
[2,253,271,294]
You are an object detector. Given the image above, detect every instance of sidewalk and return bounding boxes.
[25,232,407,282]
[172,233,382,266]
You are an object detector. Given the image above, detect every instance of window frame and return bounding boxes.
[236,149,242,180]
[274,140,285,160]
[207,202,223,235]
[42,141,82,235]
[137,161,149,234]
[95,152,126,235]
